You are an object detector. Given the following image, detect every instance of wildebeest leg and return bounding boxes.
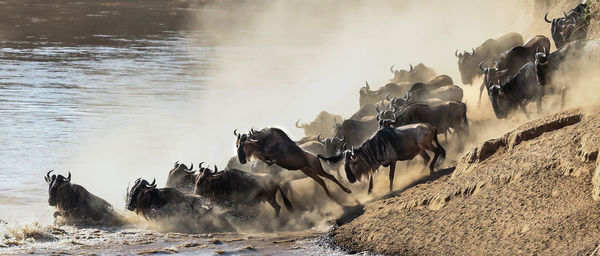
[418,151,431,174]
[311,159,352,193]
[537,86,545,114]
[319,171,352,194]
[519,103,529,118]
[267,197,281,217]
[301,168,333,199]
[368,176,373,194]
[388,162,396,191]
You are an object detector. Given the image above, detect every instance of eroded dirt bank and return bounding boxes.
[331,106,600,255]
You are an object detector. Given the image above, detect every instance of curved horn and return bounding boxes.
[199,161,204,168]
[390,64,395,73]
[544,12,551,23]
[471,48,475,55]
[386,93,392,102]
[233,129,238,136]
[564,11,568,18]
[392,112,397,121]
[66,172,71,182]
[295,119,303,128]
[479,61,485,71]
[189,162,193,171]
[317,134,325,143]
[148,178,156,188]
[375,103,381,113]
[174,161,179,168]
[214,165,218,173]
[409,64,414,72]
[365,81,370,90]
[46,170,54,183]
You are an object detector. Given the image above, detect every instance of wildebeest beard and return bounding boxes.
[345,128,398,183]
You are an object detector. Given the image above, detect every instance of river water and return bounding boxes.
[0,1,355,254]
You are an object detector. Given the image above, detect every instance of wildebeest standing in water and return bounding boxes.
[194,165,293,217]
[479,35,551,104]
[319,123,445,194]
[126,178,234,233]
[234,128,352,202]
[389,63,437,84]
[165,161,196,193]
[544,2,591,49]
[456,32,523,85]
[45,171,123,225]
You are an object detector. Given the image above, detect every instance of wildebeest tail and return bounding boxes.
[277,185,294,212]
[433,129,446,167]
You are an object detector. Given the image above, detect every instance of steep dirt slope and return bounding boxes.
[332,107,600,255]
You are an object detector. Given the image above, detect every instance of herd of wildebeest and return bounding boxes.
[44,2,600,231]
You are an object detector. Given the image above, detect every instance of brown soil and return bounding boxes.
[331,106,600,255]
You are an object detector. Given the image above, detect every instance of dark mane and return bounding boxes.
[351,128,399,180]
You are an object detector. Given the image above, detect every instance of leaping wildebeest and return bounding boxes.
[234,128,352,201]
[194,165,294,217]
[45,171,123,225]
[319,123,445,194]
[456,32,523,85]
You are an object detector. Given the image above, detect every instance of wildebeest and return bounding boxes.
[359,81,409,107]
[456,32,524,85]
[319,123,445,194]
[194,166,293,216]
[165,161,196,193]
[389,63,437,84]
[388,101,469,139]
[479,35,551,104]
[487,62,546,119]
[295,111,343,138]
[544,2,591,49]
[535,40,600,88]
[45,171,123,225]
[126,178,234,232]
[234,128,352,201]
[406,83,464,102]
[349,103,378,120]
[333,115,378,148]
[359,75,453,107]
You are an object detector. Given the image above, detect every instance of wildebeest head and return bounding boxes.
[234,129,258,164]
[295,111,343,137]
[194,164,220,194]
[45,170,71,206]
[166,161,195,191]
[319,147,376,184]
[488,84,510,119]
[534,52,550,86]
[456,48,478,84]
[389,64,414,83]
[317,134,346,156]
[480,61,508,92]
[126,178,156,211]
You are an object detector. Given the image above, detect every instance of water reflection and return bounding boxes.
[0,1,211,216]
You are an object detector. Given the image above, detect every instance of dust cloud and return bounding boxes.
[46,0,592,233]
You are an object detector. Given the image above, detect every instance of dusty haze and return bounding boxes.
[54,0,580,223]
